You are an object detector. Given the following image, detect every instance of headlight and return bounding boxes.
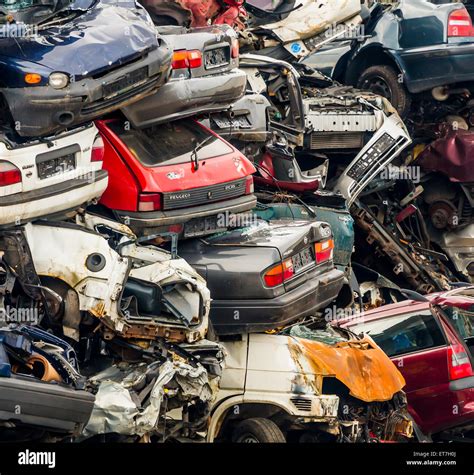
[49,72,69,89]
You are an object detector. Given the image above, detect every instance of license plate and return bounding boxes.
[204,47,229,69]
[213,115,251,129]
[184,215,227,238]
[103,66,148,99]
[292,247,315,274]
[37,153,76,180]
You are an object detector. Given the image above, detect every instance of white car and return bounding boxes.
[0,123,108,226]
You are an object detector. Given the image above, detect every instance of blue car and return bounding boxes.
[0,0,172,137]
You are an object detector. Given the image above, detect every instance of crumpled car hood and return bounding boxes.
[0,0,158,78]
[247,0,361,42]
[288,334,406,403]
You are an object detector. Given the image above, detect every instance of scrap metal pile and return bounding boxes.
[0,0,473,443]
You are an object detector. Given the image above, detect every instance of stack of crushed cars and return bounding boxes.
[7,0,474,443]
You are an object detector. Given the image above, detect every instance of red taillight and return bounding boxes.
[231,38,239,58]
[0,161,21,187]
[245,175,254,194]
[264,258,294,287]
[138,193,162,212]
[171,50,202,70]
[314,238,334,264]
[91,135,105,162]
[448,8,474,37]
[448,343,473,380]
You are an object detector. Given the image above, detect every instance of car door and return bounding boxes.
[349,310,451,434]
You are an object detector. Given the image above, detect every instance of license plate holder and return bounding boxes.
[37,153,76,180]
[213,114,252,129]
[204,47,229,70]
[184,215,227,238]
[292,246,315,274]
[103,66,148,99]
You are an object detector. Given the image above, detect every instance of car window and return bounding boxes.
[349,311,446,357]
[108,119,233,167]
[442,305,474,356]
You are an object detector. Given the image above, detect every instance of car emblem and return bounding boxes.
[167,169,184,180]
[304,237,308,245]
[207,191,213,199]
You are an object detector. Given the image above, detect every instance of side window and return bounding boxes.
[350,311,446,358]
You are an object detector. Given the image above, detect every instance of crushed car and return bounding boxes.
[0,123,108,227]
[207,327,413,442]
[204,54,411,206]
[95,116,256,238]
[343,286,474,441]
[0,215,225,441]
[0,0,172,137]
[178,218,345,335]
[0,258,94,441]
[122,24,246,127]
[307,0,474,120]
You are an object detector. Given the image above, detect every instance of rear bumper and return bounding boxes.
[2,47,171,137]
[0,376,94,434]
[114,193,257,234]
[122,68,247,128]
[0,170,108,226]
[396,43,474,93]
[210,267,345,335]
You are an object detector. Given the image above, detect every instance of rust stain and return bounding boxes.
[289,336,406,403]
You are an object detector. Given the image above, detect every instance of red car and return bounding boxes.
[96,117,256,238]
[342,287,474,441]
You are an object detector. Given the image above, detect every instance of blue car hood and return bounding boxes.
[0,0,158,78]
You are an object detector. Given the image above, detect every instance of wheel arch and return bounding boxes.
[345,46,405,86]
[207,396,293,442]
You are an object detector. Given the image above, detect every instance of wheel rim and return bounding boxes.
[362,76,393,102]
[237,433,260,443]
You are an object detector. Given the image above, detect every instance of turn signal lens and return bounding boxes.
[171,50,202,69]
[24,73,41,85]
[264,258,294,287]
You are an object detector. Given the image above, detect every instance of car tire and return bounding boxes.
[232,418,286,443]
[357,65,411,118]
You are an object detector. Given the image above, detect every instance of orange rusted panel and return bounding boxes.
[290,336,406,403]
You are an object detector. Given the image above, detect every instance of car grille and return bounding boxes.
[81,74,161,116]
[290,397,312,412]
[310,132,365,150]
[347,134,411,198]
[162,178,246,211]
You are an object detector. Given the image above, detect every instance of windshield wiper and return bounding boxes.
[190,135,213,171]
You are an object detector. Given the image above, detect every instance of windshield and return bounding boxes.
[108,119,233,168]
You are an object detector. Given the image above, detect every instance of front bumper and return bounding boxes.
[3,47,171,137]
[122,68,247,128]
[396,42,474,93]
[210,267,345,335]
[114,193,257,236]
[0,170,108,227]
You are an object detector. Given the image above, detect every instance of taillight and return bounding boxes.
[314,238,334,264]
[171,50,202,70]
[231,38,239,59]
[448,343,473,380]
[264,258,294,287]
[448,8,474,37]
[245,175,254,194]
[0,161,21,187]
[91,135,105,162]
[138,193,162,212]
